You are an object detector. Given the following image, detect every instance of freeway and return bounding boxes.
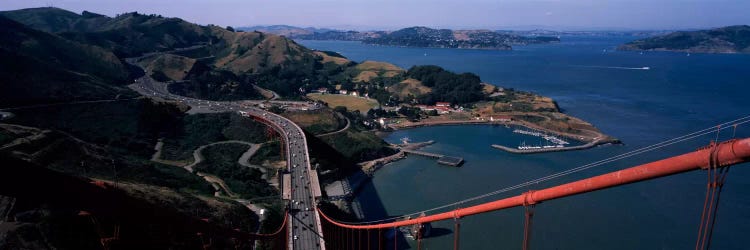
[239,109,324,250]
[125,50,326,249]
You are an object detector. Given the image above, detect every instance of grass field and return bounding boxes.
[307,93,379,113]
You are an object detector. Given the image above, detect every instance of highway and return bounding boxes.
[125,52,326,249]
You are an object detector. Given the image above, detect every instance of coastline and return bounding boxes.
[383,118,620,145]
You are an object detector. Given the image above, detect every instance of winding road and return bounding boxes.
[126,47,326,250]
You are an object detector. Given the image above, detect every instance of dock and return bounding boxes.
[402,149,464,167]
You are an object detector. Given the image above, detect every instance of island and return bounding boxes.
[618,25,750,53]
[243,25,560,50]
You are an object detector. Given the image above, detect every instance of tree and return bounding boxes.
[333,106,348,114]
[340,82,355,91]
[268,105,285,114]
[226,26,235,32]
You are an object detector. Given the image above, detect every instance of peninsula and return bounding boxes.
[618,25,750,54]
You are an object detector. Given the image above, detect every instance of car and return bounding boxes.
[293,235,298,240]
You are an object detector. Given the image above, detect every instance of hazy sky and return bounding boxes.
[3,0,749,30]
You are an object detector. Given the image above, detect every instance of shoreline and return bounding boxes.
[382,119,620,145]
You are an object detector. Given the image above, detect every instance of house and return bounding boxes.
[338,90,348,95]
[435,102,451,107]
[415,105,435,111]
[435,106,451,114]
[317,87,328,93]
[350,91,359,97]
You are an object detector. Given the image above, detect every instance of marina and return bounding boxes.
[513,129,570,147]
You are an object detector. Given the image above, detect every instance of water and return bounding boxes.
[299,37,750,249]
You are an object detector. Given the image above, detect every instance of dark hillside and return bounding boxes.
[0,16,134,107]
[0,154,260,250]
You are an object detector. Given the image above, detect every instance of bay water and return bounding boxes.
[299,37,750,249]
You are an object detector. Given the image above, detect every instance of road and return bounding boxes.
[239,109,324,250]
[125,50,326,249]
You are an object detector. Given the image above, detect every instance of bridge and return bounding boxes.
[123,46,750,249]
[316,136,750,250]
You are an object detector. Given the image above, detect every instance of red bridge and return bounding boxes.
[246,135,750,250]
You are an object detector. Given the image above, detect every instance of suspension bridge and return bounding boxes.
[114,64,750,249]
[238,116,750,250]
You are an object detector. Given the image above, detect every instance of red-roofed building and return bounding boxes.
[435,102,451,107]
[435,106,451,114]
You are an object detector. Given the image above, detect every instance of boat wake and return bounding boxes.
[573,65,650,70]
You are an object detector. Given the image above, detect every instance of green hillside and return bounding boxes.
[0,16,135,107]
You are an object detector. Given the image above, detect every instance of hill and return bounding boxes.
[618,25,750,53]
[363,26,559,49]
[0,16,135,107]
[1,8,340,99]
[237,25,339,37]
[0,7,110,33]
[140,54,196,81]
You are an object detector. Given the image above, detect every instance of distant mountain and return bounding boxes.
[0,16,134,107]
[242,25,560,49]
[363,26,559,50]
[496,29,673,37]
[618,25,750,53]
[295,30,385,41]
[238,25,336,37]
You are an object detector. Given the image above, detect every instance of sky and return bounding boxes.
[2,0,750,31]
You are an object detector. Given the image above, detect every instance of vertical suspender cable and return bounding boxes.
[393,227,397,250]
[454,218,461,250]
[522,205,535,250]
[379,228,383,250]
[417,224,422,250]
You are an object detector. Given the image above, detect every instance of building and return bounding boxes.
[338,90,348,95]
[317,87,328,93]
[435,102,451,107]
[490,116,512,122]
[350,91,359,97]
[435,106,451,114]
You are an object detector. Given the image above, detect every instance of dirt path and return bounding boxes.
[317,113,351,137]
[196,172,239,198]
[237,143,272,180]
[175,140,253,172]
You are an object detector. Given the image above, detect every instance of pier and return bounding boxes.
[402,149,464,166]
